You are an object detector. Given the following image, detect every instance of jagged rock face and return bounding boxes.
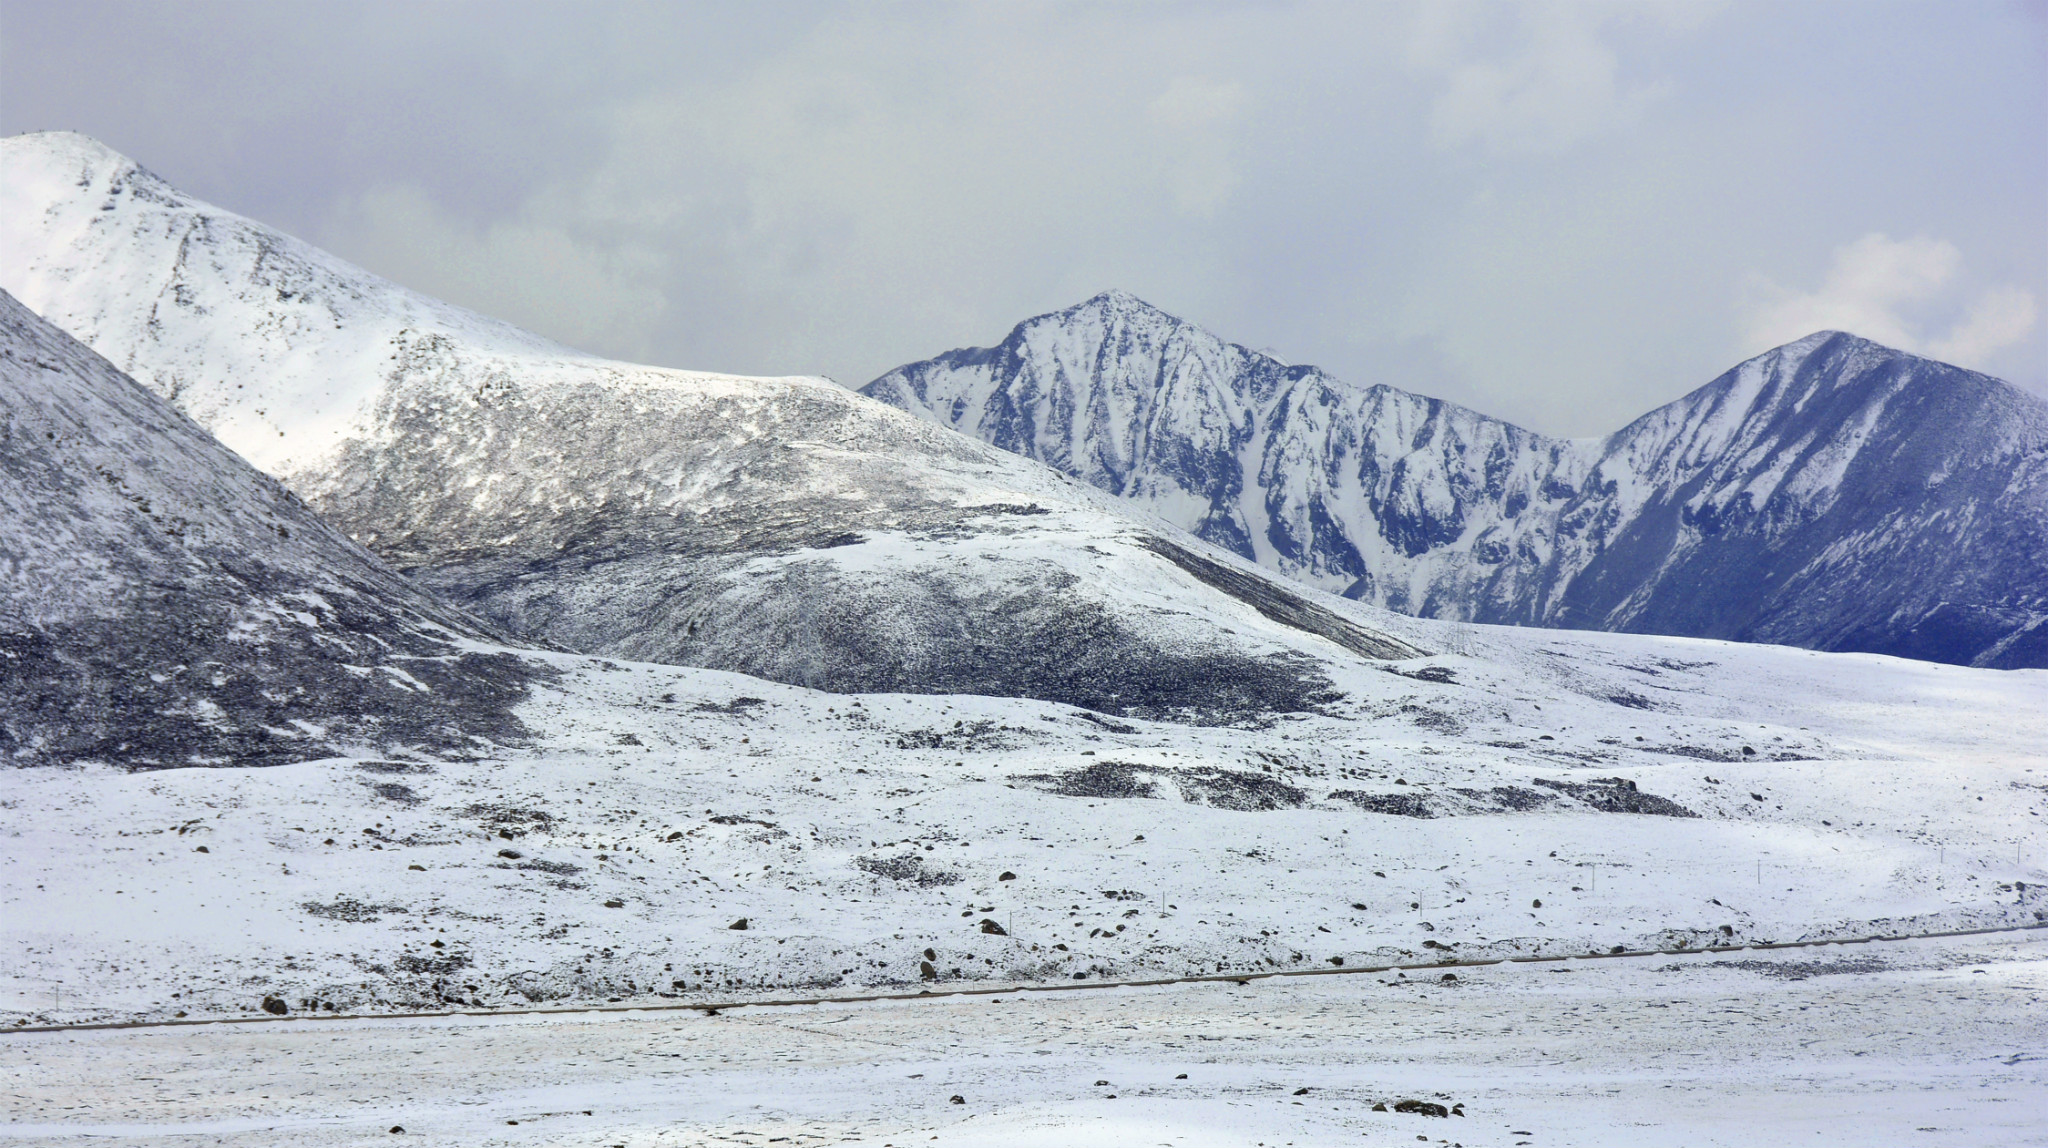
[863,292,2048,668]
[0,133,1422,721]
[1557,334,2048,667]
[0,290,547,767]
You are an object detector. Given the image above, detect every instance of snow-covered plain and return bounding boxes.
[5,932,2043,1147]
[4,618,2041,1029]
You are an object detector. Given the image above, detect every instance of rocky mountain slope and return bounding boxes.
[0,132,1421,721]
[863,292,2048,668]
[0,289,546,767]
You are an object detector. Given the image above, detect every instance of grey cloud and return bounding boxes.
[3,0,2041,435]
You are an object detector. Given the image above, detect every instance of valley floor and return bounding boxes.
[5,931,2043,1148]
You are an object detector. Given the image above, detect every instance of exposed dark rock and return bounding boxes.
[1135,535,1424,661]
[1330,790,1435,818]
[1533,776,1697,817]
[303,897,407,923]
[1451,785,1560,812]
[1385,665,1458,684]
[856,854,961,888]
[1177,767,1306,811]
[1021,762,1158,800]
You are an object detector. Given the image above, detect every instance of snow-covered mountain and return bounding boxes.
[863,292,2048,668]
[0,289,547,766]
[0,132,1422,721]
[1,135,2043,1079]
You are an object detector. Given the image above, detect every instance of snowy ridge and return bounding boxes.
[863,292,2048,667]
[0,132,585,479]
[0,133,1425,718]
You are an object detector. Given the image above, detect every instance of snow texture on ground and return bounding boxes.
[4,617,2041,1027]
[5,933,2042,1147]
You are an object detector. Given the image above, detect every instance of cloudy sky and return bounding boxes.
[3,0,2042,435]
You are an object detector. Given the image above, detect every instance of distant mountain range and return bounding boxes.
[863,291,2048,668]
[0,132,1421,724]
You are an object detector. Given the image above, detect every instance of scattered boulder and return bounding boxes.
[979,918,1007,936]
[260,996,288,1016]
[729,918,749,930]
[999,871,1017,881]
[949,1095,965,1104]
[920,960,938,981]
[604,900,625,909]
[1392,1099,1449,1117]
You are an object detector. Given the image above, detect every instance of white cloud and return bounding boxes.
[324,185,668,361]
[1741,233,2037,371]
[1927,285,2039,368]
[1409,3,1672,153]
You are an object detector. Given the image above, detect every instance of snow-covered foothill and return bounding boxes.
[0,132,1425,717]
[0,288,548,767]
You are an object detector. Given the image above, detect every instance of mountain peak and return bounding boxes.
[6,128,123,160]
[3,130,160,190]
[1758,329,1917,369]
[1071,288,1177,321]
